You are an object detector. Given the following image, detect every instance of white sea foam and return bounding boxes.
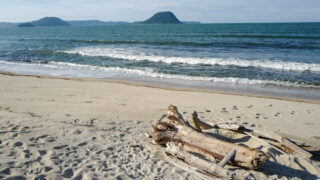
[62,47,320,73]
[0,60,317,89]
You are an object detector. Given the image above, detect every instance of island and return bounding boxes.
[17,23,35,27]
[32,17,71,27]
[142,11,182,24]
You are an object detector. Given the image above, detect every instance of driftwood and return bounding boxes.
[147,142,219,180]
[251,129,312,159]
[152,105,268,169]
[194,113,313,159]
[166,142,239,179]
[154,150,218,180]
[218,149,236,168]
[192,111,202,132]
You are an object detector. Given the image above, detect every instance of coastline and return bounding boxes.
[0,70,319,179]
[1,70,319,104]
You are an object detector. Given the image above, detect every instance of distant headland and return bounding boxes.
[0,11,200,28]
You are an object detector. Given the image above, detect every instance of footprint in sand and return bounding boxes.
[90,118,96,125]
[13,141,23,147]
[255,113,260,119]
[291,111,295,115]
[78,142,87,147]
[53,145,69,150]
[73,129,82,135]
[275,112,281,117]
[65,114,71,117]
[38,150,47,155]
[23,149,32,158]
[221,107,228,113]
[205,110,211,112]
[232,106,238,110]
[10,125,20,131]
[19,126,30,133]
[246,105,253,108]
[29,135,50,143]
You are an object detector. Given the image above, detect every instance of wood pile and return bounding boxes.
[147,105,317,180]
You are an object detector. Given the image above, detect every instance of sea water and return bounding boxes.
[0,23,319,100]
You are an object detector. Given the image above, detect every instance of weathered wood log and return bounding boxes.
[243,131,287,155]
[195,114,313,159]
[218,149,236,168]
[154,150,218,180]
[192,111,202,132]
[146,142,218,180]
[251,129,312,159]
[153,105,268,169]
[166,142,240,180]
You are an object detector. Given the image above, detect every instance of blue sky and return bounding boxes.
[1,0,320,23]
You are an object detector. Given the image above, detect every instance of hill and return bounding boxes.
[18,23,35,27]
[32,17,71,27]
[142,11,182,24]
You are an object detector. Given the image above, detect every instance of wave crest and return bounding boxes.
[62,47,320,73]
[0,60,318,89]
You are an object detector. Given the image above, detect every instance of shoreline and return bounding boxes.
[1,70,319,104]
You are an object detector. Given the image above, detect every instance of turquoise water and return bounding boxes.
[0,23,319,99]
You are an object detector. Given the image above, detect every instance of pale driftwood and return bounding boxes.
[252,129,312,159]
[166,142,239,180]
[243,131,287,155]
[153,105,268,169]
[146,142,215,180]
[218,149,236,168]
[154,150,218,180]
[196,115,312,159]
[192,111,202,132]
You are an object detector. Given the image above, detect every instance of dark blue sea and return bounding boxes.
[0,23,319,100]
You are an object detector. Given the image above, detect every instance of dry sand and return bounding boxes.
[0,72,319,179]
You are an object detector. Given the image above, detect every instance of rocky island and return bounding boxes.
[142,11,182,24]
[18,17,70,27]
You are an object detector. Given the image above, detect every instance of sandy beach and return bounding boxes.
[0,71,319,179]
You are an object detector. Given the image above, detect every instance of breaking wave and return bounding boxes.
[0,60,318,89]
[62,47,320,73]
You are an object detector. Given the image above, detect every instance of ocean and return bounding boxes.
[0,23,319,100]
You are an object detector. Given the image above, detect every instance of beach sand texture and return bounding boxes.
[0,72,319,179]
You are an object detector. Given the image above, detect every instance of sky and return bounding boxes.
[1,0,320,23]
